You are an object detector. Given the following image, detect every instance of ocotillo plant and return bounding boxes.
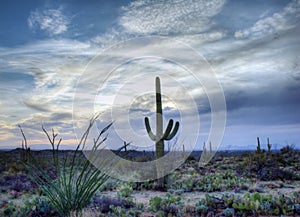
[144,77,179,188]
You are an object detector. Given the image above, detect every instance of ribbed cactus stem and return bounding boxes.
[203,142,207,158]
[267,138,271,152]
[144,76,180,189]
[156,77,163,137]
[257,137,261,153]
[155,77,164,159]
[144,77,179,159]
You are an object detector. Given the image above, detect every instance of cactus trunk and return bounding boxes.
[155,77,164,160]
[155,78,164,189]
[144,77,180,189]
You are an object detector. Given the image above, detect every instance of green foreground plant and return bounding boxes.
[148,193,183,216]
[19,115,120,217]
[193,192,300,217]
[3,196,56,217]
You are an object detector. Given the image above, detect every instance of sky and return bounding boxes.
[0,0,299,151]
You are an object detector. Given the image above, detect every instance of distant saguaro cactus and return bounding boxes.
[267,138,271,153]
[256,137,261,153]
[203,142,207,158]
[144,77,179,188]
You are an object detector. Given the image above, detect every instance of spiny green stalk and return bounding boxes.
[144,77,179,188]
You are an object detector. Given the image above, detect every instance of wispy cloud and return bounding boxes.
[119,0,226,35]
[234,0,300,39]
[0,0,299,149]
[28,7,71,36]
[23,99,52,112]
[0,38,96,145]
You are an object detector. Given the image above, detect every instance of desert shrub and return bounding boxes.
[148,196,162,212]
[233,193,294,216]
[194,171,249,192]
[195,199,208,215]
[239,144,300,181]
[280,144,295,155]
[3,202,16,216]
[0,173,36,192]
[93,195,142,217]
[192,193,300,216]
[28,196,58,217]
[222,207,235,217]
[92,195,133,213]
[101,178,119,191]
[117,182,134,198]
[2,196,57,217]
[7,162,26,174]
[184,204,195,215]
[108,205,142,217]
[148,193,183,216]
[19,115,123,217]
[139,179,156,190]
[232,193,300,216]
[277,145,300,166]
[196,194,235,216]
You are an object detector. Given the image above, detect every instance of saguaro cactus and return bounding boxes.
[203,142,207,159]
[144,77,179,187]
[256,137,261,153]
[267,138,271,153]
[144,77,179,159]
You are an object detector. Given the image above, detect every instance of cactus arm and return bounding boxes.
[164,121,179,140]
[144,117,156,141]
[162,119,174,139]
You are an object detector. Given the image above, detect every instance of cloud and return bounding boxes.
[0,111,76,148]
[1,0,300,149]
[209,30,300,113]
[234,0,300,39]
[0,38,96,140]
[23,99,51,112]
[0,38,94,93]
[0,121,15,141]
[16,112,75,138]
[28,7,70,36]
[119,0,226,35]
